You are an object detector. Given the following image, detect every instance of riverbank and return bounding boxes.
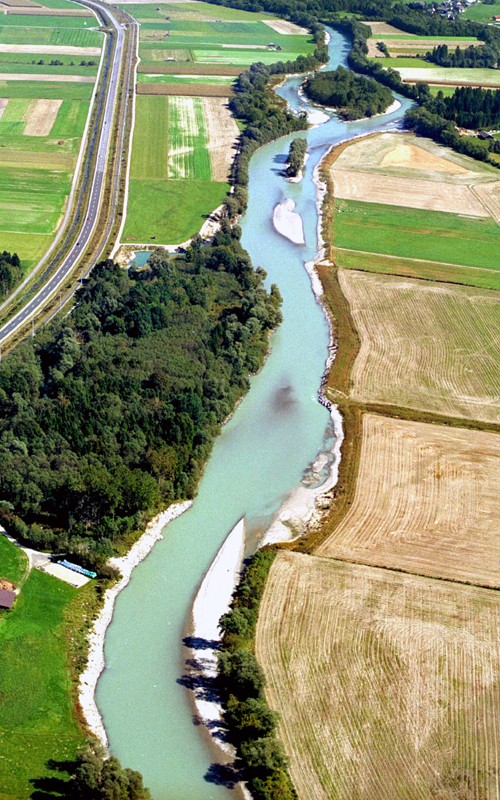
[78,500,192,745]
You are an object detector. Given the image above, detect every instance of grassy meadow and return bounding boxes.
[0,537,86,800]
[333,198,500,271]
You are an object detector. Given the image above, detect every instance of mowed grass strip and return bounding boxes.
[256,551,500,800]
[335,248,500,291]
[130,94,169,180]
[167,95,211,180]
[124,178,228,243]
[338,269,500,424]
[0,26,102,48]
[333,198,500,272]
[0,563,85,800]
[317,414,500,586]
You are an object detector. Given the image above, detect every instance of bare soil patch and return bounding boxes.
[23,97,61,136]
[332,168,486,215]
[0,43,101,55]
[473,180,500,222]
[339,269,500,424]
[262,18,309,35]
[380,141,466,172]
[202,96,239,182]
[256,550,500,800]
[137,82,232,97]
[361,20,407,35]
[0,72,94,82]
[316,413,500,586]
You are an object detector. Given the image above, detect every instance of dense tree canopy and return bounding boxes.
[73,744,151,800]
[286,138,307,177]
[303,65,393,119]
[0,228,282,569]
[0,251,22,302]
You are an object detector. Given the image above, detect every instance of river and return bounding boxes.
[95,27,412,800]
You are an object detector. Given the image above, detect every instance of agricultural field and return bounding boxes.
[0,536,86,799]
[329,132,500,288]
[367,36,480,57]
[117,1,314,71]
[338,269,500,423]
[316,414,500,586]
[462,0,500,20]
[256,551,500,800]
[124,93,239,242]
[396,65,500,86]
[0,3,102,267]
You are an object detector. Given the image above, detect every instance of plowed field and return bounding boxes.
[339,269,500,423]
[316,414,500,586]
[256,551,500,800]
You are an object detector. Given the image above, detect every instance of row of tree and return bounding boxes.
[0,251,22,303]
[426,84,500,129]
[218,549,296,800]
[426,43,499,69]
[303,65,394,119]
[0,228,282,570]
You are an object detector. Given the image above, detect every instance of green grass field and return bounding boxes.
[0,534,28,587]
[130,94,169,180]
[168,95,210,179]
[0,14,94,28]
[0,550,85,800]
[333,199,500,273]
[0,80,93,99]
[0,26,102,48]
[124,178,229,243]
[0,51,98,67]
[369,56,434,68]
[0,165,71,234]
[137,73,234,84]
[463,0,500,19]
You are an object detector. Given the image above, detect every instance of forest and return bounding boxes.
[0,229,282,570]
[426,85,500,129]
[303,65,393,119]
[0,251,23,303]
[286,138,307,177]
[426,43,499,68]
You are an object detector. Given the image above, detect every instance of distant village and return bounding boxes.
[408,0,485,20]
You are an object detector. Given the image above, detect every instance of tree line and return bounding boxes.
[218,549,296,800]
[426,42,499,69]
[0,251,22,303]
[0,228,282,571]
[303,65,393,119]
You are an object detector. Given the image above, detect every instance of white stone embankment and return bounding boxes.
[78,500,193,745]
[273,198,305,244]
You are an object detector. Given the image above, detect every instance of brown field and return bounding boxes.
[361,20,405,35]
[316,414,500,586]
[0,43,101,55]
[137,82,233,97]
[256,551,500,800]
[0,72,94,82]
[23,97,61,136]
[332,131,497,184]
[367,37,481,57]
[0,149,74,169]
[0,0,40,6]
[262,18,309,35]
[202,96,239,181]
[332,168,488,216]
[137,63,242,75]
[339,269,500,424]
[473,180,500,221]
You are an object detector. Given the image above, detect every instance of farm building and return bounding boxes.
[0,588,15,609]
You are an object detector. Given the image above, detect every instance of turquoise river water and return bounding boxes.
[96,28,412,800]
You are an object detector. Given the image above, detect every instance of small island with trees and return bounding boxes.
[303,65,394,120]
[285,138,307,179]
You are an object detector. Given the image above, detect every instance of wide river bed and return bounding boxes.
[96,28,412,800]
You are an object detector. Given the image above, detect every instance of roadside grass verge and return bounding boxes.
[123,178,228,243]
[333,198,500,272]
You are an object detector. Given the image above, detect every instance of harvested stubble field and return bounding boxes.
[396,66,500,86]
[367,36,480,57]
[338,269,500,424]
[316,413,500,586]
[256,551,500,800]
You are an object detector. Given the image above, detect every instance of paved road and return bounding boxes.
[0,0,130,345]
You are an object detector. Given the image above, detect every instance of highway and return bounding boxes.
[0,0,133,345]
